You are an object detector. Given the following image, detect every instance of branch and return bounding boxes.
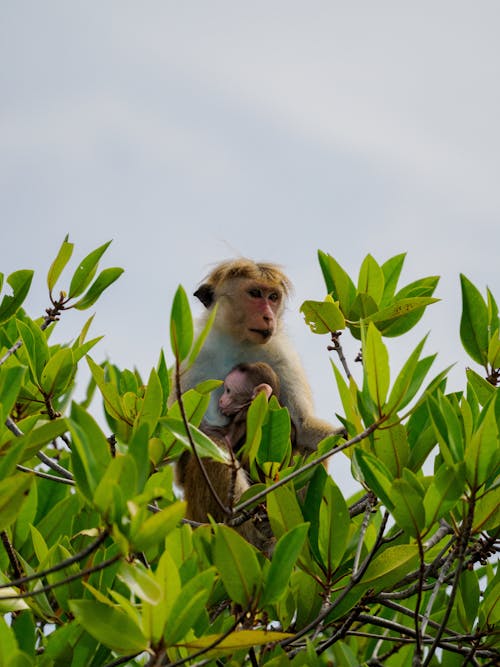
[5,416,74,480]
[16,464,75,485]
[328,330,352,379]
[352,497,376,577]
[0,340,23,367]
[1,531,24,583]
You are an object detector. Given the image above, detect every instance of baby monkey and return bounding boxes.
[217,361,280,452]
[177,361,280,550]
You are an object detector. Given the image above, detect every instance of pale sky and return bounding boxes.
[1,2,499,495]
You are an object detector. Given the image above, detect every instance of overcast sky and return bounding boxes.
[1,2,499,494]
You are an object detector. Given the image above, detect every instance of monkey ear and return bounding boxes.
[253,383,273,401]
[194,284,215,308]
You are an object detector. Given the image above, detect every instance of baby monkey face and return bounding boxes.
[219,368,251,416]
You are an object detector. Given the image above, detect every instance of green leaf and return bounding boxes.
[363,321,390,410]
[300,296,345,334]
[0,270,34,325]
[164,569,216,645]
[47,235,74,294]
[386,336,428,414]
[69,403,112,501]
[118,561,162,604]
[487,287,499,336]
[170,285,193,363]
[472,485,500,532]
[214,525,261,607]
[0,365,26,424]
[317,250,356,314]
[184,302,218,371]
[261,523,309,605]
[318,478,350,571]
[242,390,268,464]
[457,569,480,632]
[388,479,425,537]
[93,454,135,518]
[16,318,50,386]
[360,544,419,590]
[347,293,379,340]
[267,484,305,539]
[487,330,500,369]
[258,401,292,467]
[0,418,69,478]
[134,367,163,437]
[426,393,464,465]
[0,474,33,532]
[369,297,439,336]
[86,356,129,423]
[68,240,112,299]
[460,274,489,366]
[424,462,466,527]
[69,599,147,654]
[380,253,406,306]
[465,368,496,405]
[131,501,186,552]
[39,348,75,397]
[161,417,229,463]
[372,423,409,478]
[73,267,124,310]
[465,396,499,489]
[358,254,385,305]
[332,363,363,436]
[157,349,170,405]
[179,629,293,652]
[352,448,394,509]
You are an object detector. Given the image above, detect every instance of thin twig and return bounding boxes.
[328,330,352,379]
[1,531,24,582]
[0,340,23,367]
[16,464,74,485]
[353,499,375,576]
[5,415,74,480]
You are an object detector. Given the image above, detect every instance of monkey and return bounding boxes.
[215,361,281,452]
[178,258,340,450]
[177,361,280,551]
[172,259,342,548]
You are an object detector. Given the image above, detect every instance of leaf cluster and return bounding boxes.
[0,241,498,667]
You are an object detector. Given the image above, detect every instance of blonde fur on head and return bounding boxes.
[194,259,292,308]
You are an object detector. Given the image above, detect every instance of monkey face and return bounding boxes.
[224,279,282,345]
[219,368,252,415]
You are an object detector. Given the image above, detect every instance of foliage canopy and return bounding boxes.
[0,240,498,666]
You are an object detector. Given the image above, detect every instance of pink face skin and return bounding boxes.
[240,282,282,344]
[219,369,252,416]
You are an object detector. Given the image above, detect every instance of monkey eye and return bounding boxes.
[248,288,262,298]
[269,292,280,302]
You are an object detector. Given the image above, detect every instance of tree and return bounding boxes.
[0,240,498,667]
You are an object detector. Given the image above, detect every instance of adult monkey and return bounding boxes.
[179,258,340,451]
[174,259,341,547]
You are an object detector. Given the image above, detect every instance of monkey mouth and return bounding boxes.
[249,328,272,340]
